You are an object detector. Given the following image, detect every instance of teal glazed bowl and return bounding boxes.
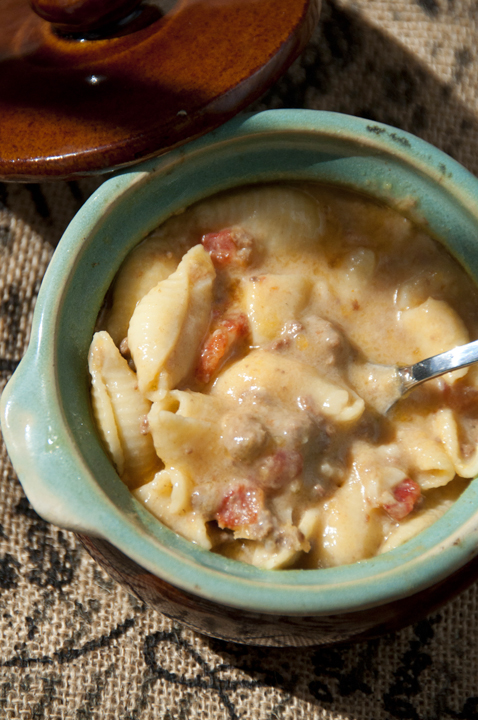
[3,109,478,647]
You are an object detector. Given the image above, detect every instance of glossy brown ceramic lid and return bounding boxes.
[0,0,319,180]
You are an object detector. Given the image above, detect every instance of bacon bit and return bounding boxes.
[196,313,249,383]
[202,230,236,266]
[201,227,253,267]
[383,478,421,520]
[216,485,263,530]
[259,449,303,490]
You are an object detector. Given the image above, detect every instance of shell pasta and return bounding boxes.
[89,183,478,569]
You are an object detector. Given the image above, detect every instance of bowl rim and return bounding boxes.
[3,108,478,615]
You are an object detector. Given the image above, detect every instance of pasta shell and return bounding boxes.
[194,185,325,255]
[89,344,124,476]
[243,274,313,344]
[396,425,456,489]
[128,244,215,398]
[153,185,325,257]
[434,408,478,478]
[88,331,160,488]
[319,467,385,566]
[212,349,364,424]
[379,480,467,554]
[148,399,228,482]
[134,471,212,549]
[105,236,180,345]
[399,298,469,382]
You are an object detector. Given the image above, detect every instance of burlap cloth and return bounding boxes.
[2,1,478,717]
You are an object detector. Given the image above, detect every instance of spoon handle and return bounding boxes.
[398,338,478,393]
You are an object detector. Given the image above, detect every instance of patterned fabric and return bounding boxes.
[2,1,478,717]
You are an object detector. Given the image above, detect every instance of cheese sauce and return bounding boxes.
[88,184,478,569]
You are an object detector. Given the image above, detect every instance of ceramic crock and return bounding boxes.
[3,109,478,646]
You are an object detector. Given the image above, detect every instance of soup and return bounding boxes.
[88,184,478,569]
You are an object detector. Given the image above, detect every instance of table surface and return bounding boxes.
[2,1,478,717]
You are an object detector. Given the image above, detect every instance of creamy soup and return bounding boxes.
[88,184,478,569]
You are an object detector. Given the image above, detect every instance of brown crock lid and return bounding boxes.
[0,0,319,181]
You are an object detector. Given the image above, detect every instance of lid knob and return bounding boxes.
[30,0,143,33]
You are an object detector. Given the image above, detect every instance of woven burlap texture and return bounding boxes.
[2,1,478,718]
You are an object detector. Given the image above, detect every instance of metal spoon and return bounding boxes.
[348,339,478,415]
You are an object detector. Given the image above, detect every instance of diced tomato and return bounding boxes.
[259,449,303,489]
[383,478,421,520]
[216,485,263,530]
[202,229,237,266]
[198,328,229,381]
[201,227,253,267]
[196,313,249,383]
